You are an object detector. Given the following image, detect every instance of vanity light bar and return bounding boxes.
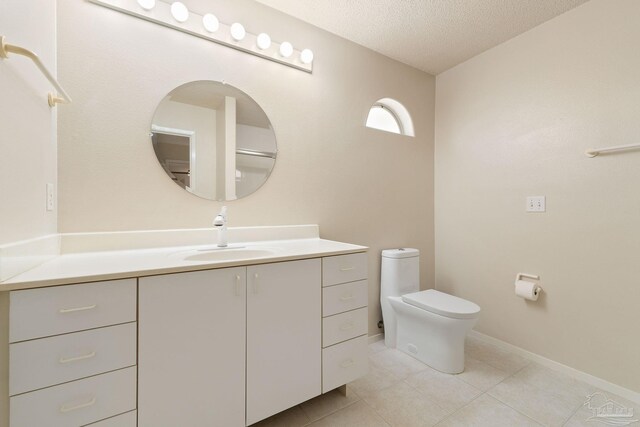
[88,0,314,73]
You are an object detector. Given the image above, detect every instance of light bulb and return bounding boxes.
[170,2,189,23]
[202,13,219,33]
[300,48,314,64]
[137,0,155,10]
[257,33,271,50]
[230,23,246,41]
[279,41,293,58]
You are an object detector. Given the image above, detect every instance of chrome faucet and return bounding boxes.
[213,206,228,247]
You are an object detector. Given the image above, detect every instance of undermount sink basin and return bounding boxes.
[172,247,278,263]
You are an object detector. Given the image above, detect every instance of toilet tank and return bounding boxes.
[381,248,420,298]
[380,248,420,348]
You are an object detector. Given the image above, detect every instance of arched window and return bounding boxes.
[365,98,415,137]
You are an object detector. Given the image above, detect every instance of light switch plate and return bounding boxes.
[526,196,545,213]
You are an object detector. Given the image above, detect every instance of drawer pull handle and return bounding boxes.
[59,351,96,364]
[340,266,355,271]
[253,273,259,294]
[59,304,97,314]
[340,359,355,368]
[235,275,242,296]
[340,294,354,301]
[60,397,96,413]
[340,322,354,331]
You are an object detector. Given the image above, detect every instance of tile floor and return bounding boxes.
[251,337,639,427]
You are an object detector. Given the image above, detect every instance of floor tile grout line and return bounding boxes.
[501,400,545,427]
[360,398,393,427]
[441,359,536,424]
[485,361,589,426]
[485,360,549,423]
[300,396,362,427]
[301,342,592,427]
[360,358,412,394]
[561,400,587,427]
[455,362,511,391]
[473,358,533,376]
[299,391,361,424]
[471,357,530,391]
[432,389,489,426]
[399,364,491,426]
[295,404,312,426]
[368,352,474,426]
[485,391,548,426]
[467,363,539,423]
[487,379,585,427]
[400,375,452,417]
[466,338,534,373]
[370,409,396,427]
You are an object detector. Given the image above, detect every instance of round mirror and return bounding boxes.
[151,81,277,201]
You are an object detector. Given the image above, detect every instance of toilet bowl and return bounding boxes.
[380,248,480,374]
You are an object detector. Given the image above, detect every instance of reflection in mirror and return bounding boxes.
[151,81,277,201]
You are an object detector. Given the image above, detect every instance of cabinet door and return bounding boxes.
[246,259,321,425]
[138,268,246,427]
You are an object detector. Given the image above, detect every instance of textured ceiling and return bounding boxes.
[254,0,590,74]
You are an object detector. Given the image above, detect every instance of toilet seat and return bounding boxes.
[402,289,480,320]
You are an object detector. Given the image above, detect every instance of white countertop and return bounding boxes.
[1,238,367,291]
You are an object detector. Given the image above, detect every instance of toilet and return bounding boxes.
[380,248,480,374]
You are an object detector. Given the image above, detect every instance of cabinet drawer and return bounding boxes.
[323,307,368,348]
[10,367,137,427]
[9,279,137,342]
[10,322,137,395]
[322,280,368,317]
[322,253,367,287]
[86,410,137,427]
[322,335,368,393]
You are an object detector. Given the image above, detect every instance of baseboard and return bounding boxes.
[368,333,384,344]
[468,330,640,404]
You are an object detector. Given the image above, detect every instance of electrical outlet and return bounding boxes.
[46,183,55,211]
[526,196,545,213]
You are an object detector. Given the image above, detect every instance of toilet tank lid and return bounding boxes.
[381,248,419,259]
[402,289,480,319]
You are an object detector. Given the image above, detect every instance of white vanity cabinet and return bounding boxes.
[0,279,137,427]
[139,258,322,427]
[138,267,247,427]
[0,247,367,427]
[321,253,369,393]
[246,259,321,425]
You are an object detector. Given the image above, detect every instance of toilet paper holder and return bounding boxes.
[516,273,540,281]
[515,273,542,300]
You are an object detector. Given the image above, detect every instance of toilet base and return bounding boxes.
[388,296,478,374]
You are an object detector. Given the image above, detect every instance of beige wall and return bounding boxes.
[57,0,435,335]
[0,0,57,245]
[435,0,640,392]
